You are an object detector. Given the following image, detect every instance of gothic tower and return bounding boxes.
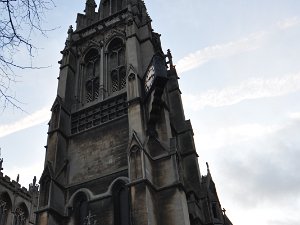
[35,1,232,225]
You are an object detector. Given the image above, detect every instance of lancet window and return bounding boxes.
[84,49,100,103]
[111,0,124,14]
[0,201,7,225]
[113,182,130,225]
[212,202,220,219]
[74,194,88,225]
[39,176,50,207]
[129,146,143,180]
[102,0,124,17]
[108,38,126,93]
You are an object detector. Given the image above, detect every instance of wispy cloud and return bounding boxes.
[277,16,300,29]
[182,72,300,110]
[176,32,265,74]
[0,107,51,138]
[176,16,300,74]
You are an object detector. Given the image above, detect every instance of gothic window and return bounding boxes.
[50,104,60,131]
[84,49,100,103]
[0,200,7,225]
[0,193,11,225]
[13,204,28,225]
[113,183,130,225]
[108,38,126,93]
[212,203,219,219]
[102,0,124,17]
[74,193,88,225]
[111,0,124,14]
[129,146,143,180]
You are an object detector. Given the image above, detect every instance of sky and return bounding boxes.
[0,0,300,225]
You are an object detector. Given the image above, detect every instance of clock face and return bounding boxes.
[144,65,155,92]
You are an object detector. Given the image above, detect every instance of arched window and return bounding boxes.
[13,203,28,225]
[211,202,220,220]
[50,104,60,131]
[84,49,100,103]
[108,38,126,93]
[113,183,130,225]
[129,146,143,180]
[39,177,50,207]
[111,0,124,14]
[0,193,11,225]
[73,193,88,225]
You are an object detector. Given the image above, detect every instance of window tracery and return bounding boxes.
[102,0,124,17]
[108,38,126,93]
[84,49,100,103]
[13,206,27,225]
[0,200,8,225]
[0,193,11,225]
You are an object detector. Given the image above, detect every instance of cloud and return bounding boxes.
[176,32,265,74]
[214,118,300,208]
[288,112,300,120]
[196,116,300,225]
[0,107,51,138]
[182,72,300,110]
[268,218,300,225]
[277,16,300,29]
[197,123,281,150]
[176,16,300,74]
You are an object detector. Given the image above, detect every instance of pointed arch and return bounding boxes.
[66,188,93,208]
[13,203,28,225]
[73,193,89,225]
[83,48,100,103]
[50,103,60,131]
[106,37,126,94]
[112,180,130,225]
[129,145,143,180]
[111,0,124,14]
[100,0,126,18]
[39,164,53,207]
[50,96,63,131]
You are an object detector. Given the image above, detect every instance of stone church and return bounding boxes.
[0,0,233,225]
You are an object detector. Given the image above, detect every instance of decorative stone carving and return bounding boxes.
[104,28,126,43]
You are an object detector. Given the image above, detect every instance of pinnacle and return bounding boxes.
[86,0,97,7]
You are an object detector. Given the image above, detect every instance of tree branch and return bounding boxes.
[0,0,55,110]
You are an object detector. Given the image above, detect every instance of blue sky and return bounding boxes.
[1,1,300,225]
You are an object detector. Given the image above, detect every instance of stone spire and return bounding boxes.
[85,0,97,16]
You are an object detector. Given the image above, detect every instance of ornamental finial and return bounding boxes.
[85,0,97,16]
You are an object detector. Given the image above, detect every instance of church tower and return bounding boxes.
[35,1,232,225]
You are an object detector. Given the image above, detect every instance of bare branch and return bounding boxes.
[0,0,55,110]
